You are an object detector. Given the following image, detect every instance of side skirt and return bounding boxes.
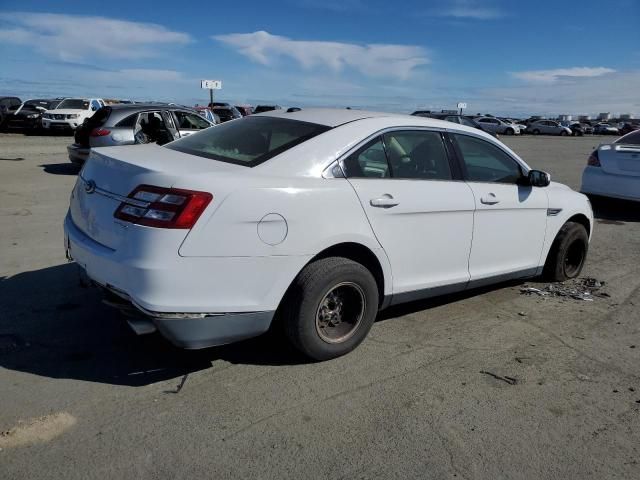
[385,267,541,308]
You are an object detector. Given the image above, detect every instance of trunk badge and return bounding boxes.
[84,179,96,194]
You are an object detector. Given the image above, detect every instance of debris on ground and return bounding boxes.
[520,277,609,302]
[480,371,518,385]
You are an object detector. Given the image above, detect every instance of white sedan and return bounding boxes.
[581,130,640,202]
[64,109,593,360]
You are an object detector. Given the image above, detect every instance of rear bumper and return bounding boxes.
[581,166,640,202]
[64,212,310,348]
[100,284,274,348]
[67,144,90,164]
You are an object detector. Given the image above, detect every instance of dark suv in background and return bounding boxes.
[0,96,22,129]
[2,99,61,131]
[67,103,213,164]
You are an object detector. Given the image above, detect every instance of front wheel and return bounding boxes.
[532,129,540,135]
[505,128,514,135]
[560,130,569,136]
[543,222,589,281]
[282,257,379,361]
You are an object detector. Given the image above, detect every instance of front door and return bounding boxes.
[450,132,548,283]
[343,130,475,298]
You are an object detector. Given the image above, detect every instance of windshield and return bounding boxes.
[614,130,640,145]
[56,99,90,110]
[166,116,330,166]
[24,100,56,110]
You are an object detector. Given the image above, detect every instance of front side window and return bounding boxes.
[174,111,210,130]
[383,131,452,180]
[165,116,330,166]
[453,134,522,184]
[343,138,389,178]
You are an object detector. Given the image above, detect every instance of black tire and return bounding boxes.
[543,221,589,281]
[505,128,514,135]
[282,257,379,361]
[560,130,569,136]
[532,129,540,135]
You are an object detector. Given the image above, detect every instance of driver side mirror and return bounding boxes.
[528,169,551,187]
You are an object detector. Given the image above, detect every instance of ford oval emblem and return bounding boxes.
[84,179,96,194]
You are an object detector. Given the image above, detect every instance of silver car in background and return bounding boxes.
[526,120,572,136]
[474,116,521,135]
[67,103,214,165]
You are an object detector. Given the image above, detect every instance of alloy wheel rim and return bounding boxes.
[315,282,366,344]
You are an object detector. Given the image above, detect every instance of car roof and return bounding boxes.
[256,107,416,127]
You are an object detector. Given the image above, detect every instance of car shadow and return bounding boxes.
[588,195,640,223]
[0,263,310,387]
[40,163,81,175]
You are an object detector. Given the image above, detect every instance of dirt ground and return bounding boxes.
[1,132,638,479]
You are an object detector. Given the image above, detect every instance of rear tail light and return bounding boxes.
[90,128,111,137]
[587,150,601,167]
[114,185,212,229]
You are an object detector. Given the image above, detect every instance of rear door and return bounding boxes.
[343,129,475,297]
[451,133,548,282]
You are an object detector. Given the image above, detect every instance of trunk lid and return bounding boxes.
[69,144,245,250]
[599,143,640,177]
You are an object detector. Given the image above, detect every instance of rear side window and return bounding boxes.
[615,130,640,145]
[166,116,330,167]
[343,138,390,178]
[453,134,522,183]
[115,113,137,128]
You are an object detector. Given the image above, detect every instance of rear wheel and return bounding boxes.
[544,221,589,281]
[282,257,379,361]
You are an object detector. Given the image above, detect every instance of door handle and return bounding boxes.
[370,194,399,208]
[480,193,500,205]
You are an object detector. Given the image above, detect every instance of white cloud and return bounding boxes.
[214,31,429,79]
[434,0,505,19]
[0,12,191,61]
[511,67,616,83]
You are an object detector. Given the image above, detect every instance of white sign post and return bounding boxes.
[201,80,222,107]
[457,102,467,115]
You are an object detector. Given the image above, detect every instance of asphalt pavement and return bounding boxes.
[1,132,638,479]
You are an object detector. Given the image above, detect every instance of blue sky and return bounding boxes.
[1,0,638,116]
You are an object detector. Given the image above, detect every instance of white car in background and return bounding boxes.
[474,116,521,135]
[42,98,105,131]
[64,109,593,360]
[581,130,640,202]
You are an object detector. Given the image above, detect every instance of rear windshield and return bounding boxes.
[615,130,640,145]
[165,116,330,166]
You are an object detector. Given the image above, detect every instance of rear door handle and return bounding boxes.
[370,194,399,208]
[480,193,500,205]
